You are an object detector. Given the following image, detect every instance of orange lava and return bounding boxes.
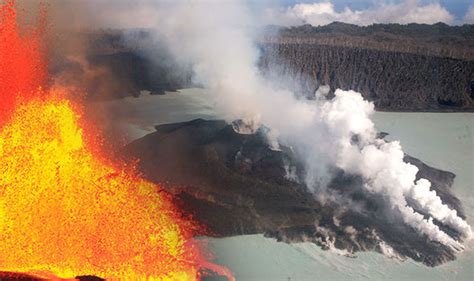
[0,1,233,280]
[0,0,46,125]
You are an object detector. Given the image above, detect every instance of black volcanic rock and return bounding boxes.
[0,272,44,280]
[123,119,468,267]
[0,272,105,281]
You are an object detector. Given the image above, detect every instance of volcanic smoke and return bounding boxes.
[149,0,471,250]
[0,1,233,280]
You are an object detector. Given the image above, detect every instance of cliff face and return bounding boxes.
[260,23,474,111]
[53,23,474,111]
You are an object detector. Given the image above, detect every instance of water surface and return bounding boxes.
[95,90,474,281]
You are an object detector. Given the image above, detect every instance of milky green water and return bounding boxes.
[91,89,215,141]
[95,90,474,281]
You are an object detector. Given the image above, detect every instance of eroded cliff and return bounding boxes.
[259,23,474,111]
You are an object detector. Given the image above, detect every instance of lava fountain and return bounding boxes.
[0,1,233,280]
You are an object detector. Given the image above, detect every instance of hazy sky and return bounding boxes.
[280,0,472,20]
[263,0,474,26]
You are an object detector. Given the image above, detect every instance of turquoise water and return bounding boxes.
[95,91,474,281]
[91,89,215,141]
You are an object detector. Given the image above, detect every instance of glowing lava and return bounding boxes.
[0,1,233,280]
[0,0,46,126]
[0,96,202,279]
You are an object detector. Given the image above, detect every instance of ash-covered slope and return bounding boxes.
[123,119,467,267]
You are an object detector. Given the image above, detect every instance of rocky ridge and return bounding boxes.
[259,22,474,111]
[53,23,474,111]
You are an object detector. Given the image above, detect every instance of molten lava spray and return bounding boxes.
[0,1,233,280]
[0,0,46,125]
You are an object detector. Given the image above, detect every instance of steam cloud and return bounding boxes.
[148,0,472,250]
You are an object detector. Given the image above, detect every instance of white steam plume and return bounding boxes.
[149,1,471,248]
